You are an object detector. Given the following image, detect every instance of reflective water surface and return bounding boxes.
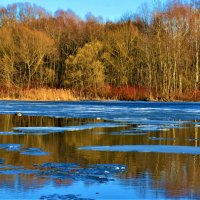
[0,101,199,199]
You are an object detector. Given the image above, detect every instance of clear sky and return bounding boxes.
[0,0,164,21]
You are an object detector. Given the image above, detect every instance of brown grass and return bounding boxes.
[0,87,77,101]
[0,85,199,102]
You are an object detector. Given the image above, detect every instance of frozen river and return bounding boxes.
[0,101,199,199]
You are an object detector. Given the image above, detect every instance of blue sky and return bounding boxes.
[0,0,164,21]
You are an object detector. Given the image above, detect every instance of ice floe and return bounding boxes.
[79,145,200,155]
[13,122,127,134]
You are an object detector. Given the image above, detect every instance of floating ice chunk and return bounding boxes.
[79,145,200,155]
[88,164,127,173]
[21,148,49,156]
[33,162,127,183]
[0,144,49,156]
[0,164,41,175]
[13,122,127,134]
[0,158,4,164]
[13,127,76,133]
[0,144,22,151]
[40,194,93,200]
[149,137,176,141]
[38,162,79,169]
[136,124,169,132]
[0,131,24,135]
[187,138,200,141]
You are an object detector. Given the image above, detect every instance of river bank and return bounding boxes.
[0,87,200,102]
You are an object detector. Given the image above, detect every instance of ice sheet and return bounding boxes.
[0,101,199,135]
[0,101,199,122]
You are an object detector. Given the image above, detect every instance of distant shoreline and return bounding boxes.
[0,97,198,103]
[0,87,199,102]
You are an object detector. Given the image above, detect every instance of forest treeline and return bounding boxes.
[0,0,200,101]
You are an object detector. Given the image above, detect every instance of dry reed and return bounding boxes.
[0,87,77,101]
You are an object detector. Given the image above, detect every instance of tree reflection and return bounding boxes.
[0,114,199,198]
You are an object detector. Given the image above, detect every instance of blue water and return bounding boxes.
[0,101,199,199]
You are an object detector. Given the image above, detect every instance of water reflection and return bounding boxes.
[0,114,199,199]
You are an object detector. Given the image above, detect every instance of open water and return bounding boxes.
[0,101,199,199]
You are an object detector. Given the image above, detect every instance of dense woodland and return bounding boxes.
[0,0,200,101]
